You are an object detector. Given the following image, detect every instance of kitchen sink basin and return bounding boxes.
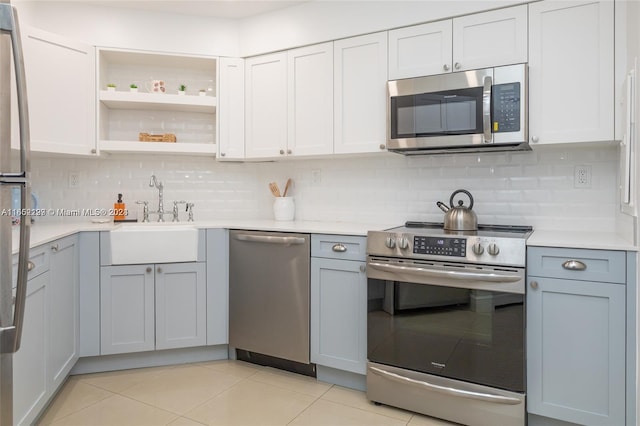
[109,223,199,265]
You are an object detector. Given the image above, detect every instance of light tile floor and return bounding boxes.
[37,360,457,426]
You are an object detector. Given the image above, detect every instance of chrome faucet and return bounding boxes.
[149,174,165,222]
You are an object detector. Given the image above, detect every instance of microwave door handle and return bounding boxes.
[483,75,492,143]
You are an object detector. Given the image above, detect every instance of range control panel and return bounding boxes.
[413,236,466,257]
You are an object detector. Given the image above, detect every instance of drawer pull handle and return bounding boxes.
[332,243,347,253]
[27,261,35,272]
[562,260,587,271]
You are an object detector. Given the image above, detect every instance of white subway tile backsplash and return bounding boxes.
[30,145,620,232]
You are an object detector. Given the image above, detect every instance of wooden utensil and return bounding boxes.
[282,178,292,197]
[269,182,281,197]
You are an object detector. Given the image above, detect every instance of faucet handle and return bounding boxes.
[186,202,195,222]
[135,201,150,222]
[172,201,186,222]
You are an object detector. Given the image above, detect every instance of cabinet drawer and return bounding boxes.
[12,244,50,286]
[311,234,366,261]
[527,247,626,284]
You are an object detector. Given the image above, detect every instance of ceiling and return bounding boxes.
[82,0,309,19]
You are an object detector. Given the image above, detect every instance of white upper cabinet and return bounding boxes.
[14,27,96,156]
[529,1,614,145]
[245,52,287,159]
[388,20,453,79]
[96,48,218,156]
[334,32,388,154]
[287,42,334,156]
[388,5,527,79]
[452,5,528,72]
[217,57,245,161]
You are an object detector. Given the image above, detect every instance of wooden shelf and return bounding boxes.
[99,140,217,156]
[99,90,217,113]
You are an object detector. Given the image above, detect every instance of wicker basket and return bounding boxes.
[138,132,177,143]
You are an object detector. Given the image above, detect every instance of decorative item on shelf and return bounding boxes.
[178,84,186,95]
[106,83,116,92]
[138,132,177,143]
[199,89,206,97]
[146,79,166,93]
[129,83,138,93]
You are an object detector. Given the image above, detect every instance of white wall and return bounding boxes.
[31,145,619,231]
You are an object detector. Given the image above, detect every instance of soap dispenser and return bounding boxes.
[114,193,126,221]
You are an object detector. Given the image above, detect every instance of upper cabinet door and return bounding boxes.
[245,52,287,159]
[388,20,453,79]
[15,27,96,156]
[334,32,388,154]
[529,1,614,145]
[287,42,334,156]
[452,5,528,72]
[217,57,245,161]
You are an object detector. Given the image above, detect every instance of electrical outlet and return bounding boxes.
[574,165,592,188]
[68,172,80,188]
[311,169,322,185]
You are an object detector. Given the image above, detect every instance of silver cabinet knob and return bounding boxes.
[472,242,484,255]
[531,136,539,143]
[443,64,450,71]
[91,148,97,154]
[27,261,35,271]
[287,149,292,155]
[530,281,539,289]
[51,244,59,252]
[359,264,366,273]
[146,267,152,273]
[280,149,285,155]
[487,243,500,256]
[157,267,163,273]
[379,144,386,150]
[220,152,226,157]
[454,62,461,70]
[385,237,396,249]
[398,237,410,250]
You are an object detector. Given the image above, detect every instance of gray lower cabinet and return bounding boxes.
[527,247,626,426]
[310,234,367,374]
[100,262,206,355]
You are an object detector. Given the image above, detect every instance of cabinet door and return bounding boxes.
[13,272,48,426]
[48,236,79,391]
[452,5,527,72]
[100,265,155,355]
[155,262,207,350]
[217,57,245,160]
[334,32,388,154]
[527,277,625,425]
[245,52,287,158]
[14,26,95,155]
[388,20,453,79]
[529,1,614,145]
[287,42,333,156]
[311,258,367,374]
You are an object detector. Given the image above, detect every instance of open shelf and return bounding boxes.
[99,140,217,156]
[99,90,216,113]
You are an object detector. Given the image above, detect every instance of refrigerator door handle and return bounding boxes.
[0,3,31,355]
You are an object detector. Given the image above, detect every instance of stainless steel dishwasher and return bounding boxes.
[229,230,311,369]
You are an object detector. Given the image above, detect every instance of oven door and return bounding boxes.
[366,256,525,393]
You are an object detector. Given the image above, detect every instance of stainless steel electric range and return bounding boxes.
[366,222,533,426]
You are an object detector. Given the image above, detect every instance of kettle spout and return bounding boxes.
[436,201,449,213]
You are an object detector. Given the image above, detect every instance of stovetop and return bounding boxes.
[397,221,533,239]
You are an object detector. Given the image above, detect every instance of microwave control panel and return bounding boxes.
[492,82,521,133]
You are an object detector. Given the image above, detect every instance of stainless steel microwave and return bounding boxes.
[387,64,528,155]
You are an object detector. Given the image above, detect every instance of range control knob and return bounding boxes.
[398,237,410,250]
[487,243,500,256]
[472,242,484,255]
[385,237,396,249]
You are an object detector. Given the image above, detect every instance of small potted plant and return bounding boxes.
[199,88,206,97]
[129,83,138,93]
[106,83,116,92]
[178,84,187,95]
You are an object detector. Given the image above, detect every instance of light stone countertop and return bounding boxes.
[14,219,638,254]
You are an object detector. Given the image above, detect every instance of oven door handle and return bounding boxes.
[369,366,522,406]
[367,262,521,283]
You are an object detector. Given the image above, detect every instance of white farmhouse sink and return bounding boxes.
[110,223,199,265]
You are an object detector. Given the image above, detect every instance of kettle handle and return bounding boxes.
[436,201,449,213]
[450,189,474,210]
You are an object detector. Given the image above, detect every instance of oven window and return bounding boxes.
[367,280,524,393]
[391,87,484,138]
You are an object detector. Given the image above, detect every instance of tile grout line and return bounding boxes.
[37,379,117,426]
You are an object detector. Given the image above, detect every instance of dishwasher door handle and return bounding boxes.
[233,234,306,245]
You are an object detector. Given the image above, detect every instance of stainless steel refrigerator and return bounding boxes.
[0,2,31,425]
